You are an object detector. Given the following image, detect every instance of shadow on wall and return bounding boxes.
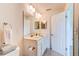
[0,29,4,48]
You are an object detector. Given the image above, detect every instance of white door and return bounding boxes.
[51,12,66,55]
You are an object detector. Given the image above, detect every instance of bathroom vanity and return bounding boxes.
[24,34,46,56]
[23,7,47,56]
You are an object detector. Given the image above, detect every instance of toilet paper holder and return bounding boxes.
[28,46,35,51]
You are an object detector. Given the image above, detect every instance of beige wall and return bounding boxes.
[0,3,24,55]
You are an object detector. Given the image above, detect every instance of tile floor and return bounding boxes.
[43,49,63,56]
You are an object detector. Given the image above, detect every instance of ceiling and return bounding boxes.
[31,3,66,16]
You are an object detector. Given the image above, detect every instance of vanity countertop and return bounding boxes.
[24,35,42,41]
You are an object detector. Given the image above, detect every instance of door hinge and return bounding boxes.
[65,48,67,51]
[65,15,67,19]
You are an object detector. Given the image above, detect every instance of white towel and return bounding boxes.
[4,24,12,45]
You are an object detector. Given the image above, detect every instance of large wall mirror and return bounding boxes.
[23,11,34,36]
[23,9,47,37]
[24,16,31,36]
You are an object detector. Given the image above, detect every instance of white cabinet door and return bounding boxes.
[37,38,46,56]
[41,38,46,55]
[37,39,42,56]
[44,37,47,50]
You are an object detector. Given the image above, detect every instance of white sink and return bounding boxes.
[24,35,41,41]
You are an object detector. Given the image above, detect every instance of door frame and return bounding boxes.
[73,3,79,56]
[50,4,74,56]
[65,4,74,56]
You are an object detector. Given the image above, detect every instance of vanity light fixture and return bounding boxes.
[38,13,42,18]
[35,12,42,19]
[32,7,35,13]
[29,5,35,13]
[27,5,36,14]
[42,20,46,24]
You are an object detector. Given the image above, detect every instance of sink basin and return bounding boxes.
[29,34,40,38]
[24,35,41,41]
[24,33,43,40]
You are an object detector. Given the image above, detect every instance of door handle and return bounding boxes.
[50,34,53,36]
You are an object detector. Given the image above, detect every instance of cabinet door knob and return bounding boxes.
[32,47,35,51]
